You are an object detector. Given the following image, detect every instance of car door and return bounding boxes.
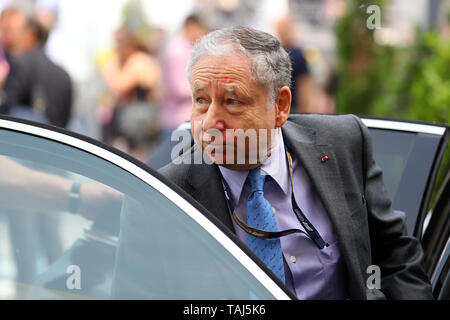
[361,117,449,300]
[0,115,294,300]
[360,117,449,239]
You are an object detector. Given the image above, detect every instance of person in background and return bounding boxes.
[34,0,63,67]
[159,14,208,134]
[0,6,25,58]
[275,14,315,114]
[0,7,22,114]
[0,46,10,107]
[100,26,162,162]
[0,6,73,285]
[0,7,72,127]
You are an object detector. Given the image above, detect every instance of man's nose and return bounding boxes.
[202,100,225,131]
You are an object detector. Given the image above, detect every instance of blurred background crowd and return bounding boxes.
[0,0,448,175]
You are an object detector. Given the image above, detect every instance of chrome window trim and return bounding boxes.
[431,237,450,284]
[0,119,290,300]
[361,118,446,136]
[171,119,447,136]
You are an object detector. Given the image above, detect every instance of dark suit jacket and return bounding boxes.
[159,114,434,300]
[2,46,72,128]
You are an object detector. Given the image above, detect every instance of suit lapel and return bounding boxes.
[282,120,365,298]
[185,145,235,232]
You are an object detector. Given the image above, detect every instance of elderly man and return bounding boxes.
[159,26,433,300]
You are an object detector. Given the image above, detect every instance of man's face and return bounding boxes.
[0,11,26,55]
[190,54,284,170]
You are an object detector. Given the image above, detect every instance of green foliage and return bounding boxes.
[407,31,450,206]
[334,0,389,116]
[334,0,450,207]
[408,32,450,124]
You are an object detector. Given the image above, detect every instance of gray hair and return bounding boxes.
[187,26,292,105]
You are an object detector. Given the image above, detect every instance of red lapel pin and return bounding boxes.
[321,155,329,163]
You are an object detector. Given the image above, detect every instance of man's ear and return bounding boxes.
[275,86,291,128]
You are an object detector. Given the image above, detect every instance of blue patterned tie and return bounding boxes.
[246,167,285,283]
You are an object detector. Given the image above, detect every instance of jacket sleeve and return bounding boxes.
[352,115,434,299]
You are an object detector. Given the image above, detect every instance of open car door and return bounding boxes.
[361,117,449,238]
[361,117,449,300]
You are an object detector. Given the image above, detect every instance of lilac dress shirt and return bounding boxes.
[219,129,348,299]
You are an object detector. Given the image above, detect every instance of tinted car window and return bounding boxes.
[0,127,280,299]
[368,128,442,235]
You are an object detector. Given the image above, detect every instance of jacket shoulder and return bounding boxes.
[287,113,365,144]
[158,161,190,189]
[288,113,361,130]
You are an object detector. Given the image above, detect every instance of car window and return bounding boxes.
[368,128,444,236]
[0,124,287,300]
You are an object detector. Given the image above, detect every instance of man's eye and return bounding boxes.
[227,99,241,105]
[196,97,207,104]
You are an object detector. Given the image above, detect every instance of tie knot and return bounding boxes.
[248,167,266,192]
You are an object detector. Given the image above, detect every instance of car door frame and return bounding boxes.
[421,171,450,298]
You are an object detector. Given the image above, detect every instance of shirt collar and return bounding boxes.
[218,128,290,204]
[260,128,290,195]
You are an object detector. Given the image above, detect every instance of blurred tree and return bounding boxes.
[408,31,450,125]
[334,0,389,116]
[334,0,450,209]
[406,31,450,207]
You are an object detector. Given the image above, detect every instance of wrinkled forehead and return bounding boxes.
[190,54,256,90]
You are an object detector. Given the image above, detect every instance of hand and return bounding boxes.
[78,182,123,220]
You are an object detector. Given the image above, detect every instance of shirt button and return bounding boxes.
[290,256,296,263]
